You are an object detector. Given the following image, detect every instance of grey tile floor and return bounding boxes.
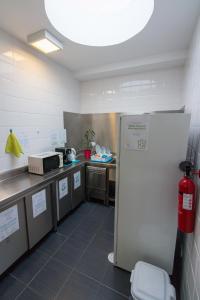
[0,202,131,300]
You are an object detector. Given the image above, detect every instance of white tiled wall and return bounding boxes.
[0,29,80,172]
[181,17,200,300]
[80,67,184,114]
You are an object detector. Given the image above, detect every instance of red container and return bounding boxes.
[84,149,91,159]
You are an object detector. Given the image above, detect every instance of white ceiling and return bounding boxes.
[0,0,199,79]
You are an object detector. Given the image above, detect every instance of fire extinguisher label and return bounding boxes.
[183,194,193,210]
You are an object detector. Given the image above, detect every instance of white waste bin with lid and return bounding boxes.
[130,261,176,300]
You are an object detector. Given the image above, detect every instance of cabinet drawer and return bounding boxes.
[0,199,28,275]
[25,185,53,249]
[57,174,72,221]
[86,166,107,191]
[71,166,85,209]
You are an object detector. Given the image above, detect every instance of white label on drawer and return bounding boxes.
[32,189,47,218]
[183,193,193,210]
[74,171,81,190]
[59,177,68,199]
[0,205,19,242]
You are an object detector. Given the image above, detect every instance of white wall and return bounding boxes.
[181,17,200,300]
[80,67,184,114]
[0,29,80,172]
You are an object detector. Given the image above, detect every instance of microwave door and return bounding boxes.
[43,155,59,173]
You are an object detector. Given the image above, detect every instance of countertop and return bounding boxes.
[0,158,116,209]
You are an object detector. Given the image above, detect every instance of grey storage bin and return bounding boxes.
[0,199,28,275]
[57,174,72,221]
[25,184,53,249]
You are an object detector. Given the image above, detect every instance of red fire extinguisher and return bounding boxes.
[178,164,196,233]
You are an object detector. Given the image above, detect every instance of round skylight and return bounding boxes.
[44,0,154,47]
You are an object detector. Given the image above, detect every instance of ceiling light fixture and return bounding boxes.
[44,0,154,47]
[27,30,63,53]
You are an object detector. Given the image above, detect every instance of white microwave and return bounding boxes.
[28,152,63,175]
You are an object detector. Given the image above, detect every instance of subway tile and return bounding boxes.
[181,285,186,300]
[185,281,192,300]
[0,111,61,127]
[187,260,195,299]
[181,253,188,293]
[195,257,200,298]
[193,286,200,300]
[0,59,14,81]
[194,217,200,254]
[190,241,199,275]
[0,28,80,172]
[186,233,195,254]
[80,67,184,114]
[196,195,200,220]
[0,93,61,116]
[181,17,200,300]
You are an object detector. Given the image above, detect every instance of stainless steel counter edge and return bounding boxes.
[0,161,85,209]
[0,159,116,209]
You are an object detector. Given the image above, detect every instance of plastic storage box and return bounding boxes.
[130,261,176,300]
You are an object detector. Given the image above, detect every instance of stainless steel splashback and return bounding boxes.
[82,113,120,153]
[63,112,120,153]
[63,112,82,150]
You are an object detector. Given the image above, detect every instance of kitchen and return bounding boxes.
[0,1,200,300]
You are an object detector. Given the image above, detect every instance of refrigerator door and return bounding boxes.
[115,113,190,274]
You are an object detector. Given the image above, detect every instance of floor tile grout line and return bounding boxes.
[21,213,111,299]
[54,216,106,299]
[51,229,114,270]
[11,274,39,300]
[48,231,96,268]
[54,231,69,238]
[51,209,112,271]
[76,270,129,299]
[35,232,69,256]
[29,284,53,298]
[10,273,28,286]
[54,231,102,298]
[11,203,114,300]
[70,224,128,299]
[26,285,49,299]
[61,205,128,299]
[14,208,89,300]
[14,202,104,299]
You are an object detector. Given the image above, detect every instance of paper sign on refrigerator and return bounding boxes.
[59,177,68,199]
[124,117,149,151]
[0,205,19,242]
[32,189,47,218]
[74,171,81,190]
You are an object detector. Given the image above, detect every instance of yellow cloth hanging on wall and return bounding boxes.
[5,132,24,158]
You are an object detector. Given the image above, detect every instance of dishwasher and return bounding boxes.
[86,166,108,205]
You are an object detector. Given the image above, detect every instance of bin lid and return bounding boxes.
[130,261,171,300]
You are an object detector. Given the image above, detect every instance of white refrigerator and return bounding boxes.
[114,113,190,274]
